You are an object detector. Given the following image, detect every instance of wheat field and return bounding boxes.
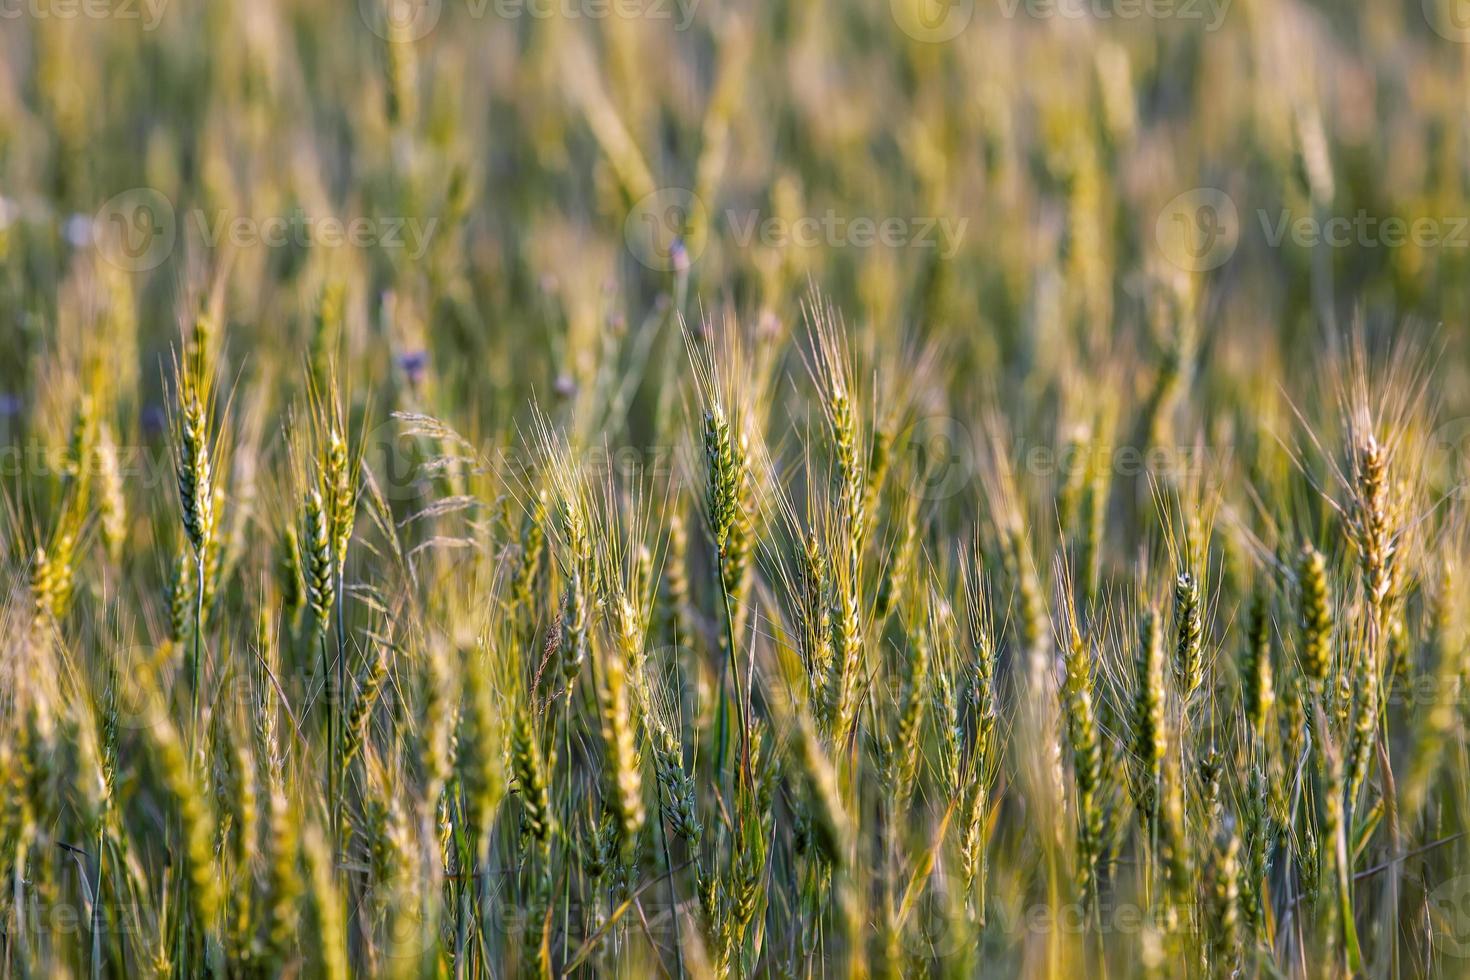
[3,0,1470,977]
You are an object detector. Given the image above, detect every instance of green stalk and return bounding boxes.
[322,632,337,844]
[91,823,104,980]
[190,551,205,752]
[333,567,347,843]
[714,558,749,791]
[561,693,573,965]
[655,785,687,980]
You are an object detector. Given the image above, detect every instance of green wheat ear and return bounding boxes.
[1132,606,1166,836]
[1173,568,1203,702]
[176,375,213,558]
[1298,543,1333,685]
[600,603,647,850]
[1243,587,1275,743]
[1060,594,1102,897]
[303,488,334,632]
[510,705,554,855]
